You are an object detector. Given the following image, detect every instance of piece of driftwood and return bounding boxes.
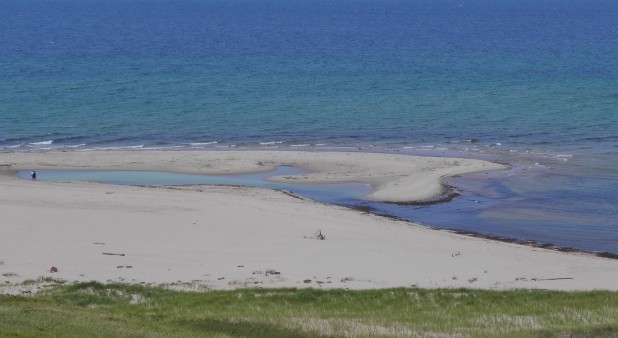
[102,253,125,256]
[531,277,574,281]
[265,269,281,276]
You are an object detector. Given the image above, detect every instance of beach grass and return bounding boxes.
[1,283,618,337]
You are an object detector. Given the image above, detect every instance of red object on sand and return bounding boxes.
[50,266,58,273]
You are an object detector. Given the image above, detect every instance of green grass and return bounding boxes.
[1,282,618,337]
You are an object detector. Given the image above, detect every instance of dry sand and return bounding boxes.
[1,150,616,294]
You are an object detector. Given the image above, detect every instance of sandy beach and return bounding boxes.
[1,150,617,293]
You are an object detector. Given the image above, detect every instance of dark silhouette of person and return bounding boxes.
[31,171,36,180]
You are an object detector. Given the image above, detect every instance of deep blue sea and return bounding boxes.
[2,0,617,254]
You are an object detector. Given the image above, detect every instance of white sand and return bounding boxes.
[1,150,617,293]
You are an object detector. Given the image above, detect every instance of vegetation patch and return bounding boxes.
[1,283,618,337]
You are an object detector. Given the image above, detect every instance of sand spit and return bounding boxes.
[1,151,616,294]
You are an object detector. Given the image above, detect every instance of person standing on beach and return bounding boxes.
[30,171,36,180]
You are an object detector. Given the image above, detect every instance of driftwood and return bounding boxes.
[102,252,125,256]
[313,230,326,240]
[265,269,281,276]
[531,277,574,281]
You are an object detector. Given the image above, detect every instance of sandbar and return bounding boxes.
[1,150,616,293]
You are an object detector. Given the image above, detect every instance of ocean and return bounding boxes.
[1,0,617,253]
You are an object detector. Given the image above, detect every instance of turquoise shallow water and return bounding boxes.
[18,167,372,203]
[3,0,618,253]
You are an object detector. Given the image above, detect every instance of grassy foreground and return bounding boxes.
[1,282,617,337]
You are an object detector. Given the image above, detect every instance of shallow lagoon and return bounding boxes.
[19,165,618,256]
[19,166,372,205]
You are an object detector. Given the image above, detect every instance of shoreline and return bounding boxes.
[349,203,618,261]
[2,150,618,293]
[0,149,507,203]
[13,164,616,261]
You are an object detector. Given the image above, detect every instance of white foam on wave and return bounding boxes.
[554,154,573,162]
[61,144,87,148]
[189,141,218,146]
[95,145,145,150]
[5,144,24,149]
[259,141,285,145]
[29,140,54,146]
[403,145,435,150]
[534,162,550,168]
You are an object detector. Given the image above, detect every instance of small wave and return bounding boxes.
[94,145,145,150]
[289,144,310,147]
[534,163,550,168]
[54,135,90,143]
[29,140,54,146]
[61,144,87,148]
[402,145,434,150]
[554,154,573,162]
[50,124,76,128]
[136,145,185,151]
[5,135,54,143]
[446,139,479,144]
[259,141,285,145]
[4,144,25,149]
[189,141,218,146]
